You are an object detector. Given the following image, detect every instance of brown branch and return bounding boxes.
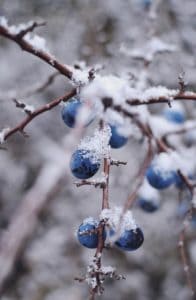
[126,92,196,106]
[3,88,76,141]
[89,123,111,299]
[113,104,169,152]
[0,22,72,79]
[102,158,110,210]
[178,230,195,296]
[177,170,195,195]
[16,21,46,39]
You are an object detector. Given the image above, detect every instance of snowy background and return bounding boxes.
[0,0,196,299]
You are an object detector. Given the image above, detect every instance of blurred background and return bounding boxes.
[0,0,196,299]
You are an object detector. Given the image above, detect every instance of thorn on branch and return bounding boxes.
[13,98,35,115]
[110,159,127,166]
[74,180,106,188]
[16,21,46,39]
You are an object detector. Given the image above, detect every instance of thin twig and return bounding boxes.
[178,230,195,296]
[126,92,196,106]
[0,21,72,79]
[3,88,76,141]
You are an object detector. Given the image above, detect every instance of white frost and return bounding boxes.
[152,151,195,176]
[71,69,90,86]
[82,217,97,226]
[78,125,111,161]
[138,179,160,201]
[0,128,10,144]
[100,206,137,234]
[81,74,135,106]
[120,37,177,62]
[0,16,8,27]
[24,33,48,52]
[81,74,177,111]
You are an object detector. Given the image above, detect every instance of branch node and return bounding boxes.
[13,98,35,115]
[110,159,127,166]
[16,21,46,39]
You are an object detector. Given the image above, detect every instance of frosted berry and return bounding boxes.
[61,97,94,128]
[146,165,176,189]
[138,197,160,213]
[77,218,99,249]
[109,125,128,149]
[115,227,144,251]
[163,108,185,124]
[70,149,100,179]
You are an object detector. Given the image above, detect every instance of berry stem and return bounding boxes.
[102,158,110,210]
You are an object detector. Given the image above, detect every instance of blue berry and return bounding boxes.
[115,227,144,251]
[61,97,94,128]
[70,149,100,179]
[77,218,99,249]
[163,108,185,124]
[146,165,176,190]
[109,125,128,149]
[141,0,152,9]
[138,197,160,213]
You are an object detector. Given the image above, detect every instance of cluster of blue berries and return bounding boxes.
[137,104,194,214]
[77,217,144,251]
[61,97,128,180]
[61,97,143,252]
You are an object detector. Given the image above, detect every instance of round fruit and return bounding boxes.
[109,125,128,149]
[163,108,185,124]
[77,218,99,249]
[115,227,144,251]
[146,165,176,190]
[70,149,101,179]
[61,97,94,128]
[138,197,160,213]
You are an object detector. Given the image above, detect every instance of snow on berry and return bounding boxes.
[100,206,137,238]
[78,125,112,162]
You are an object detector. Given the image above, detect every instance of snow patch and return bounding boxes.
[0,128,10,144]
[71,69,90,86]
[78,125,111,161]
[138,179,160,200]
[24,33,48,52]
[120,37,177,62]
[100,206,137,233]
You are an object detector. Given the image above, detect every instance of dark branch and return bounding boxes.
[0,21,72,79]
[4,88,76,141]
